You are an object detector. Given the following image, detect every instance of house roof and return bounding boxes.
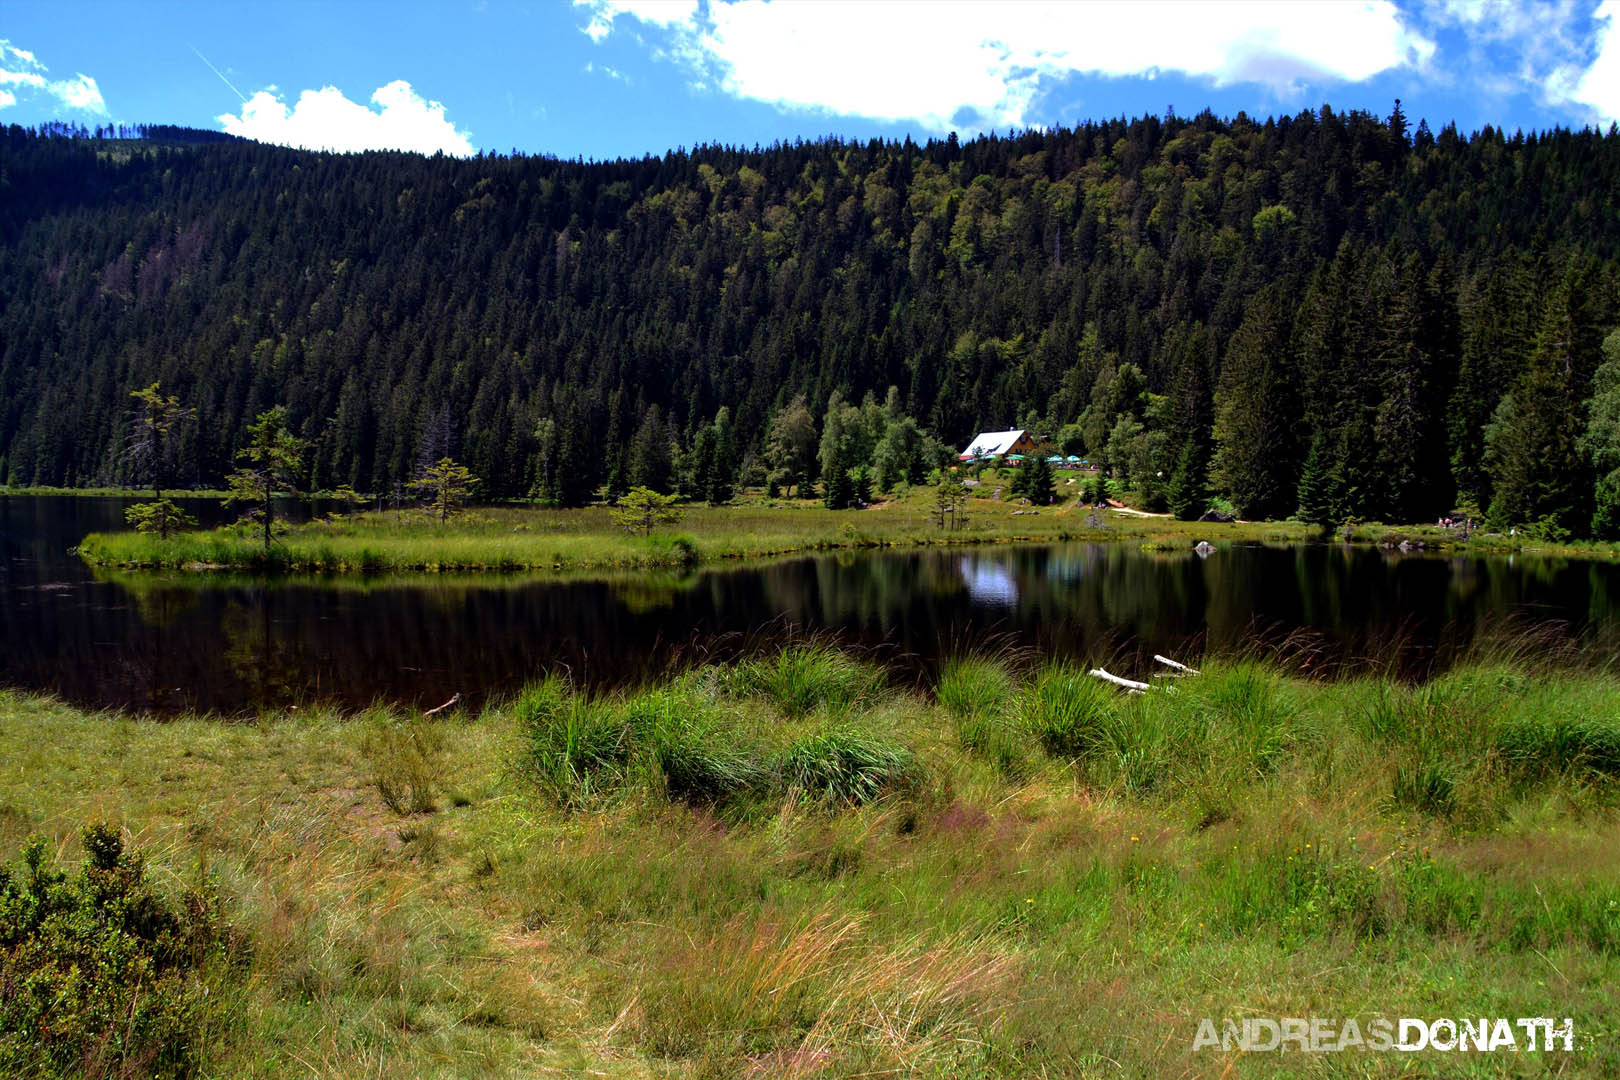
[959,429,1027,458]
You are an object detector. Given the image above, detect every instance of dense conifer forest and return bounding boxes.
[4,106,1620,533]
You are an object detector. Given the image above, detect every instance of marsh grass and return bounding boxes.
[5,644,1620,1077]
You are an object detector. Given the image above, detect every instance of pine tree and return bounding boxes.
[224,406,307,550]
[1484,259,1604,533]
[1211,291,1300,520]
[1166,442,1209,521]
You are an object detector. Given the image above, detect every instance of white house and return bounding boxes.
[958,429,1036,461]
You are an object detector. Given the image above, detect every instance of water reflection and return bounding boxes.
[4,495,1620,713]
[960,556,1018,607]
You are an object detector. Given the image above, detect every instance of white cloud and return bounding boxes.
[578,0,699,41]
[1566,0,1620,123]
[0,89,14,109]
[585,61,632,83]
[1422,0,1620,127]
[577,0,1432,132]
[51,73,104,111]
[0,38,107,114]
[217,80,476,156]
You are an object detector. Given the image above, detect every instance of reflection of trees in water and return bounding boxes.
[125,584,199,630]
[220,593,307,708]
[611,573,699,614]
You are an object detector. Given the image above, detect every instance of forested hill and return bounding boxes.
[4,108,1620,533]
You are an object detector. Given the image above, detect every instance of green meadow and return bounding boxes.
[4,643,1618,1077]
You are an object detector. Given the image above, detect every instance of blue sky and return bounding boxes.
[4,1,1620,160]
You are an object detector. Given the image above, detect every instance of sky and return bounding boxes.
[4,1,1620,160]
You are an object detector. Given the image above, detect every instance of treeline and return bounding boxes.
[2,106,1620,532]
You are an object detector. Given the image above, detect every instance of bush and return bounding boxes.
[0,824,242,1078]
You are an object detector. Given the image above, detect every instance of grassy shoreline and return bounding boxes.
[1,484,234,499]
[78,498,1308,574]
[4,646,1618,1076]
[72,486,1620,576]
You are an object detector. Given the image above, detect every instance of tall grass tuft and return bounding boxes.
[1495,712,1620,779]
[729,643,883,719]
[514,675,631,806]
[1200,662,1298,778]
[624,683,766,804]
[633,910,1016,1072]
[1016,664,1116,760]
[364,712,444,815]
[776,725,915,805]
[936,655,1029,774]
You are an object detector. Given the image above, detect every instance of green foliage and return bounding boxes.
[1485,260,1605,533]
[124,497,198,539]
[1211,290,1300,520]
[610,485,684,535]
[765,396,818,498]
[1012,454,1056,505]
[931,470,969,528]
[1166,442,1209,521]
[223,407,307,550]
[0,824,241,1079]
[1582,331,1620,538]
[123,383,195,499]
[412,456,478,523]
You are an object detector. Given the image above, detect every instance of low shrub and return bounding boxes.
[364,714,444,815]
[0,824,243,1078]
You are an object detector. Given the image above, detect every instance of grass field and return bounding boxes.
[4,644,1618,1077]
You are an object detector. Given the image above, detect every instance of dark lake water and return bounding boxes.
[4,495,1620,713]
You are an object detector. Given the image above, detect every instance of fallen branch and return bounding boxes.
[1090,668,1149,692]
[1152,654,1201,676]
[423,692,462,717]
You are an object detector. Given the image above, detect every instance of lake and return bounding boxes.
[3,495,1619,713]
